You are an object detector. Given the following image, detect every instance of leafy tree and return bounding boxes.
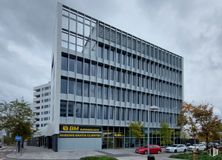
[178,103,198,141]
[178,103,222,148]
[192,104,221,148]
[128,121,144,139]
[0,99,35,147]
[160,122,173,146]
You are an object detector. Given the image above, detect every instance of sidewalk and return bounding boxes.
[7,146,178,160]
[7,146,105,159]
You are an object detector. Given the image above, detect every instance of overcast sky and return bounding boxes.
[0,0,222,115]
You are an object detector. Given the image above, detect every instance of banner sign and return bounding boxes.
[59,133,101,138]
[60,125,101,132]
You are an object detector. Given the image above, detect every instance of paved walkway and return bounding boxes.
[7,146,179,160]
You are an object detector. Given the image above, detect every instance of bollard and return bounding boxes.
[147,154,155,160]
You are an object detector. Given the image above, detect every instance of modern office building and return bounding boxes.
[32,82,51,131]
[34,3,183,151]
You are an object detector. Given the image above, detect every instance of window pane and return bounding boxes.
[83,103,89,118]
[69,57,75,72]
[90,83,96,97]
[84,61,90,76]
[84,82,89,97]
[61,77,67,93]
[62,16,68,29]
[76,103,82,118]
[68,101,74,117]
[98,45,103,58]
[104,106,108,119]
[97,85,102,99]
[91,63,96,76]
[90,104,96,118]
[77,58,83,74]
[61,55,68,70]
[77,81,82,96]
[60,100,67,117]
[69,79,75,94]
[98,105,103,119]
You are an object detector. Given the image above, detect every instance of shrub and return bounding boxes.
[80,156,117,160]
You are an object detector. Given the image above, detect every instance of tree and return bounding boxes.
[0,99,35,147]
[128,122,144,143]
[178,103,222,148]
[178,103,198,141]
[192,104,221,148]
[160,122,173,146]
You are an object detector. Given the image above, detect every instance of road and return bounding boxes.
[0,146,15,160]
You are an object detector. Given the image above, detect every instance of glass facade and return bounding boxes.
[56,4,183,148]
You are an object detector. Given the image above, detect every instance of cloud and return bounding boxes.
[0,0,222,117]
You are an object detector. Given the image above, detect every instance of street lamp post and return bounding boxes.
[147,106,159,157]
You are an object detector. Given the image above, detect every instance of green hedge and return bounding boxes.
[169,152,222,160]
[80,156,118,160]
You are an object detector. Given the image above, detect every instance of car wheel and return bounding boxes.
[184,149,187,152]
[144,151,148,155]
[158,150,161,154]
[174,150,177,153]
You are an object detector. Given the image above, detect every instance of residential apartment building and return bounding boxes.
[32,3,183,151]
[32,82,51,131]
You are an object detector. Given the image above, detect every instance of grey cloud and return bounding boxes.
[0,0,222,117]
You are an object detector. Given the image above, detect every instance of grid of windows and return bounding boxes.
[60,77,181,108]
[59,100,177,124]
[58,6,183,127]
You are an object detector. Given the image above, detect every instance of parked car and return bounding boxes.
[165,144,187,153]
[187,144,206,151]
[135,145,161,154]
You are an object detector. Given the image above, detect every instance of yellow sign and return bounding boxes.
[59,133,101,138]
[60,125,100,132]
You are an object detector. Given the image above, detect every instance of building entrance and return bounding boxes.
[114,137,123,148]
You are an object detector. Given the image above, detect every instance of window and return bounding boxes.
[61,77,67,94]
[76,103,82,118]
[97,85,102,99]
[83,103,89,118]
[110,49,115,61]
[99,24,104,38]
[76,81,82,96]
[70,19,76,32]
[69,56,75,72]
[98,45,103,58]
[110,68,114,80]
[109,106,114,119]
[68,101,74,117]
[98,105,103,119]
[97,65,103,78]
[116,107,120,120]
[61,54,68,71]
[77,58,83,74]
[62,16,68,29]
[60,100,67,117]
[104,66,108,80]
[84,82,89,97]
[84,60,90,76]
[90,83,96,97]
[91,63,96,76]
[104,86,108,99]
[104,106,108,119]
[90,104,96,118]
[104,47,109,60]
[69,78,75,94]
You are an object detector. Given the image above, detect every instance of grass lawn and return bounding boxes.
[80,156,118,160]
[169,152,222,160]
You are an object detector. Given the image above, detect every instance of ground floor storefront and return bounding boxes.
[28,125,182,151]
